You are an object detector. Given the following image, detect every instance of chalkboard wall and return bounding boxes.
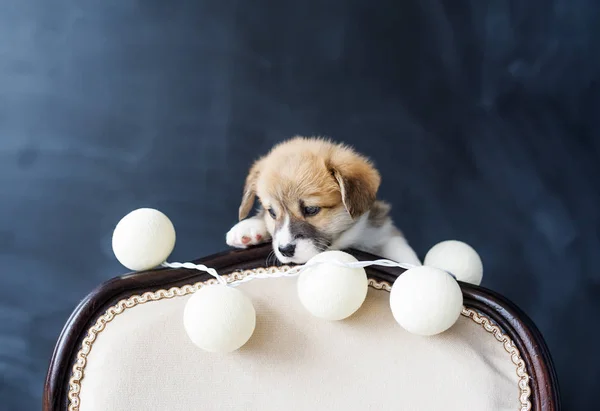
[1,0,599,409]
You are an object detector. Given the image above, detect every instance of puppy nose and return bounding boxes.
[278,244,296,257]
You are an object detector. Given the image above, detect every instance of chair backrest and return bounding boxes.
[43,244,561,411]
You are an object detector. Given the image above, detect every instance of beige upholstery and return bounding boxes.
[78,276,521,411]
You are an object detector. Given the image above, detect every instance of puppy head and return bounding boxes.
[238,137,380,263]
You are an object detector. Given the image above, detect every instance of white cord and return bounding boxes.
[161,258,430,288]
[161,261,227,286]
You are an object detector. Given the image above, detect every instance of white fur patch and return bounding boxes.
[274,214,292,248]
[330,213,370,250]
[290,239,321,263]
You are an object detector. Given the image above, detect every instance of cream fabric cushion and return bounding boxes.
[79,276,520,411]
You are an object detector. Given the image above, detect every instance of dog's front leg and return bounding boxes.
[226,213,271,249]
[379,235,422,266]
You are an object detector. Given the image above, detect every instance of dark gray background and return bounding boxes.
[1,0,598,409]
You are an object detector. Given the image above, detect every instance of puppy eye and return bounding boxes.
[267,208,277,219]
[303,206,321,217]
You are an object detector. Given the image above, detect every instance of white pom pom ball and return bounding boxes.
[297,251,368,321]
[183,285,256,353]
[112,208,176,271]
[390,266,463,336]
[424,240,483,285]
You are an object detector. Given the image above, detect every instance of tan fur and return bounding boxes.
[239,158,264,221]
[241,137,380,225]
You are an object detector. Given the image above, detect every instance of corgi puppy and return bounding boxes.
[226,137,421,265]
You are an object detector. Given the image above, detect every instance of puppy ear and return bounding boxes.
[238,158,264,221]
[329,151,381,219]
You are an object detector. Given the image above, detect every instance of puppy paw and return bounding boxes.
[226,218,270,248]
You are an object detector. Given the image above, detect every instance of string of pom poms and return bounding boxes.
[162,258,437,287]
[112,208,483,353]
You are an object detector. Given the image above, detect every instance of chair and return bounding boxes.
[44,244,560,411]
